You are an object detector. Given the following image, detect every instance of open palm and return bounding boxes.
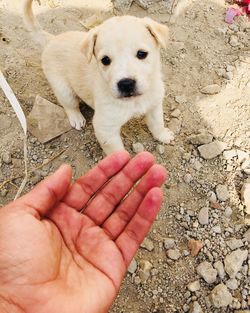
[0,151,166,313]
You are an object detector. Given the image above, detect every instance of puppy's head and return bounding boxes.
[81,16,168,99]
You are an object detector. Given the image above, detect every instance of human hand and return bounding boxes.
[0,151,167,313]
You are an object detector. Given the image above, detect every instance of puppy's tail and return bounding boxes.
[22,0,54,47]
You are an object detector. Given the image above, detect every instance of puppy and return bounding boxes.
[23,0,174,154]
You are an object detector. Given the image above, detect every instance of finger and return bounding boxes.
[83,152,155,225]
[115,188,163,266]
[17,164,72,216]
[102,164,167,239]
[62,151,130,210]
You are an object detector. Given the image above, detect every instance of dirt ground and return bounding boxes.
[0,0,250,312]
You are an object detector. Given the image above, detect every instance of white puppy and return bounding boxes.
[23,0,174,154]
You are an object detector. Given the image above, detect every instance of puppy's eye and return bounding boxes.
[137,50,148,60]
[101,56,111,66]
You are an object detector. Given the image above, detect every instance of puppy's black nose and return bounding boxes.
[117,78,136,96]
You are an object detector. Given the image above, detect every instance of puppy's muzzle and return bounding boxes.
[117,78,137,98]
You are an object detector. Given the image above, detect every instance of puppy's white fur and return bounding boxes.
[22,0,174,154]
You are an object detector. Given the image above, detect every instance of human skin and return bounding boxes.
[0,151,167,313]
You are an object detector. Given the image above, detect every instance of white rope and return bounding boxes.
[0,70,28,200]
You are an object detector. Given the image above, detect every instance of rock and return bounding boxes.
[211,225,221,234]
[224,249,248,278]
[223,149,237,160]
[175,95,186,104]
[188,239,203,257]
[210,283,232,308]
[157,144,165,155]
[141,238,154,251]
[214,261,225,279]
[0,189,8,197]
[136,0,152,9]
[198,207,209,225]
[216,184,229,202]
[226,278,238,290]
[224,207,233,218]
[192,159,202,171]
[138,260,153,283]
[226,238,244,250]
[168,118,182,134]
[128,258,137,274]
[243,229,250,243]
[184,173,193,184]
[132,142,145,153]
[171,108,181,118]
[188,131,213,145]
[200,84,221,95]
[167,249,181,260]
[198,141,227,160]
[188,280,201,292]
[1,151,12,164]
[189,301,203,313]
[241,183,250,214]
[237,150,249,163]
[113,0,133,12]
[164,238,175,250]
[197,261,217,284]
[229,35,239,47]
[207,191,217,203]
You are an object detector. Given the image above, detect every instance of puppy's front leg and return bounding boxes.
[146,104,174,144]
[93,115,125,155]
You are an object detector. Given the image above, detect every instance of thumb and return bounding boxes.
[16,164,72,216]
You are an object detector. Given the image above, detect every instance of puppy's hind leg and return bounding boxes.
[46,75,86,130]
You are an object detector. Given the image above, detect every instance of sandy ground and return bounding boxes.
[0,0,250,312]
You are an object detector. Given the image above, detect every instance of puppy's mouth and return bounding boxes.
[118,92,142,99]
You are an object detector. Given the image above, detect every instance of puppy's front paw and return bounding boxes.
[156,128,175,144]
[67,110,86,130]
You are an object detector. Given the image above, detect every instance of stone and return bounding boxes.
[113,0,133,12]
[223,149,237,160]
[184,173,193,184]
[1,151,12,164]
[28,96,72,143]
[188,280,201,292]
[207,191,217,203]
[237,150,249,163]
[243,229,250,243]
[128,258,137,274]
[188,239,203,257]
[216,184,229,202]
[224,249,248,278]
[136,0,152,9]
[167,249,181,261]
[189,301,203,313]
[188,131,213,145]
[171,109,181,118]
[138,260,153,283]
[132,142,145,153]
[141,238,154,251]
[224,207,233,218]
[210,283,232,308]
[164,238,175,250]
[198,141,227,160]
[226,238,244,250]
[241,183,250,215]
[168,118,182,134]
[197,261,217,284]
[175,95,186,104]
[192,159,202,171]
[157,144,165,155]
[229,35,239,47]
[200,84,221,95]
[198,207,209,225]
[214,261,225,279]
[211,225,221,234]
[226,278,238,290]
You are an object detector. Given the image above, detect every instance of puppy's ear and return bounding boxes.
[81,26,99,62]
[143,17,169,49]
